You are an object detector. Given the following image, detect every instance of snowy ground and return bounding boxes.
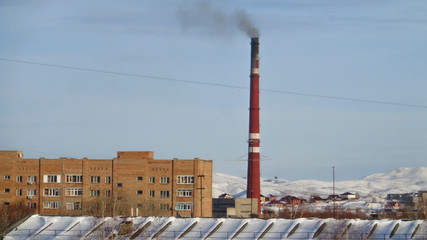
[213,167,427,199]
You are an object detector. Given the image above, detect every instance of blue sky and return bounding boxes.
[1,0,426,181]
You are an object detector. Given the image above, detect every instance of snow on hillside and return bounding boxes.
[213,167,427,199]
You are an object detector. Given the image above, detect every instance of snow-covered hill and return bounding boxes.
[213,167,427,199]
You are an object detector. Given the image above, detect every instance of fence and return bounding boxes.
[5,229,427,239]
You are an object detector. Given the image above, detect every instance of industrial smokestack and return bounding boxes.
[247,37,261,214]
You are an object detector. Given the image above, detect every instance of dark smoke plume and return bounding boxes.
[177,2,259,38]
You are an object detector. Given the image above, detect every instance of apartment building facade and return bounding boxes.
[0,150,212,217]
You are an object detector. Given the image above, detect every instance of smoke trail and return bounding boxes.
[234,10,259,38]
[177,1,259,38]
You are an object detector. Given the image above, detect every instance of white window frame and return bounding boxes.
[91,176,100,183]
[160,191,169,198]
[160,177,170,184]
[177,202,193,211]
[160,203,169,210]
[28,202,36,209]
[137,176,143,181]
[44,188,61,197]
[44,175,61,183]
[16,176,22,183]
[27,176,37,184]
[90,190,100,196]
[66,174,83,183]
[177,189,193,197]
[43,201,60,209]
[105,190,111,196]
[4,175,10,180]
[65,188,82,196]
[16,189,22,196]
[177,175,194,184]
[149,177,155,184]
[66,201,82,210]
[105,176,111,183]
[149,190,155,197]
[27,189,37,197]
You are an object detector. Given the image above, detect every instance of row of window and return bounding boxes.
[10,188,193,198]
[3,200,193,211]
[4,175,192,184]
[12,189,37,197]
[3,202,36,208]
[42,201,193,211]
[3,175,37,184]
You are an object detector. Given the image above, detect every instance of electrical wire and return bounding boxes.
[1,57,426,109]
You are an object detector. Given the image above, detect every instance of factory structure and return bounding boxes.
[246,37,261,214]
[0,150,212,218]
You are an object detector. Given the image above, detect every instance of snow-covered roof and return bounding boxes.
[4,215,427,240]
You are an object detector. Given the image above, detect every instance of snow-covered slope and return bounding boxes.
[213,167,427,199]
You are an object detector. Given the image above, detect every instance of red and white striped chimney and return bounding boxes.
[247,37,261,214]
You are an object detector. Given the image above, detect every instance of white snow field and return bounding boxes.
[213,167,427,199]
[4,215,427,239]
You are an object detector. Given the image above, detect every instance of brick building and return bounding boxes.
[0,150,212,217]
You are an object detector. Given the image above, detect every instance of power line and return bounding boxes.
[1,57,427,109]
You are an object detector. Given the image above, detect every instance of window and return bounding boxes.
[149,190,155,197]
[177,175,194,184]
[90,190,100,196]
[137,203,143,208]
[16,189,22,196]
[44,188,60,197]
[160,177,170,184]
[91,176,100,183]
[90,202,99,209]
[105,190,111,197]
[66,174,83,183]
[149,177,155,184]
[27,189,37,197]
[44,175,61,183]
[4,175,10,180]
[28,203,36,209]
[27,176,37,184]
[16,176,22,183]
[177,189,193,197]
[105,176,111,183]
[137,190,143,195]
[4,188,10,193]
[65,188,82,196]
[117,183,122,187]
[160,204,169,211]
[43,201,60,209]
[177,202,193,211]
[137,176,143,181]
[4,202,10,206]
[160,191,169,198]
[66,201,82,210]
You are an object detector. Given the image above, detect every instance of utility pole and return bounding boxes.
[197,173,205,217]
[333,166,336,219]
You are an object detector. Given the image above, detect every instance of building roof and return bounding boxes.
[5,215,426,239]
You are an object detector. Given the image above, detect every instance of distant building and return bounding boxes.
[0,150,212,218]
[327,195,342,202]
[310,196,326,204]
[387,191,427,209]
[280,195,305,205]
[340,192,357,200]
[218,193,233,199]
[212,197,258,218]
[264,194,276,202]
